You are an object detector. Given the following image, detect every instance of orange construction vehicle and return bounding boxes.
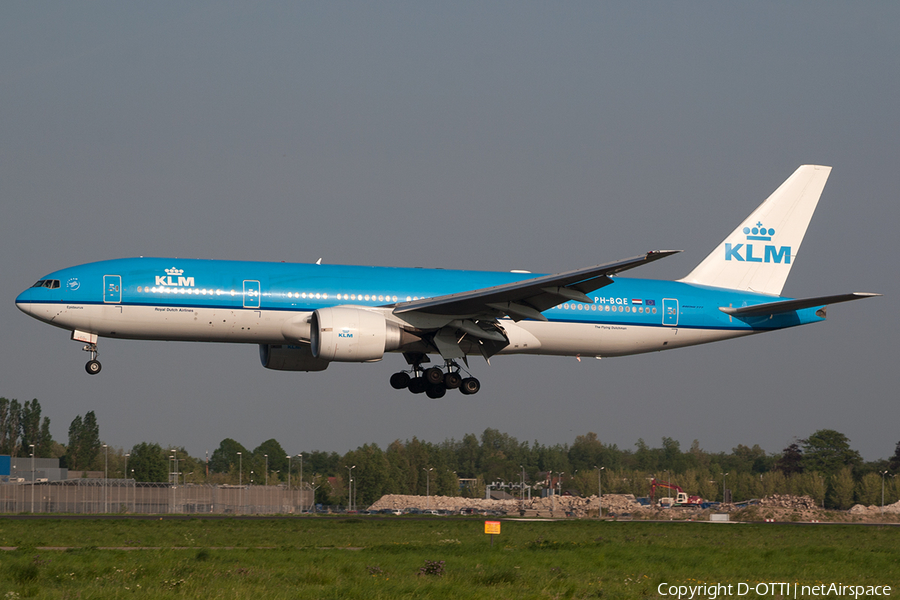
[649,478,706,507]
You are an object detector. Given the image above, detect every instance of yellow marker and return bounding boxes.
[484,521,501,535]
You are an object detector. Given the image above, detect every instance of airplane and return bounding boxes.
[16,165,878,398]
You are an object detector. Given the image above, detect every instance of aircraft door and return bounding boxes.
[103,275,121,303]
[243,280,261,309]
[662,298,679,326]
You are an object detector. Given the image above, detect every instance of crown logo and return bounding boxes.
[165,267,184,276]
[743,221,775,241]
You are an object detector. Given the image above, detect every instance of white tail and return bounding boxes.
[680,165,832,295]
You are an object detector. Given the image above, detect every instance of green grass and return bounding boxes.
[0,517,896,598]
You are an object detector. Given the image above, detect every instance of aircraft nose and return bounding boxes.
[15,288,35,316]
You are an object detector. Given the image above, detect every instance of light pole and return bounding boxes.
[123,453,130,512]
[721,472,729,503]
[347,465,356,512]
[264,455,268,487]
[237,452,242,514]
[130,468,135,513]
[286,455,292,512]
[595,465,605,518]
[103,444,108,513]
[881,471,892,516]
[299,454,304,510]
[520,465,526,511]
[30,444,35,514]
[424,467,433,509]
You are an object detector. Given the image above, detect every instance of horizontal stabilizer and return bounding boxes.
[719,292,880,317]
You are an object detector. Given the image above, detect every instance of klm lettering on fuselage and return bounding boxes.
[725,222,791,264]
[155,268,195,287]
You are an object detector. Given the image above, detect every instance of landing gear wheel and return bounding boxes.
[425,385,446,399]
[390,372,411,389]
[460,377,480,395]
[408,377,427,394]
[85,360,102,375]
[424,367,444,385]
[444,372,462,389]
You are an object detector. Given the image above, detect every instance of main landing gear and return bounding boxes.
[83,342,101,375]
[390,360,481,398]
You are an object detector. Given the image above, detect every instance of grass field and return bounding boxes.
[0,516,897,599]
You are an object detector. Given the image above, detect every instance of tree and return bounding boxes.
[252,439,288,480]
[830,466,855,509]
[63,412,101,471]
[801,430,862,478]
[775,442,804,475]
[129,442,169,482]
[19,399,42,456]
[889,441,900,473]
[569,432,604,473]
[209,438,248,474]
[0,398,22,456]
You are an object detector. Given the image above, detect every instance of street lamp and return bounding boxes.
[30,444,35,514]
[286,455,292,512]
[299,454,304,510]
[237,452,242,514]
[881,471,894,516]
[124,453,130,512]
[520,465,526,510]
[347,465,356,511]
[103,444,108,513]
[424,467,434,509]
[595,465,605,518]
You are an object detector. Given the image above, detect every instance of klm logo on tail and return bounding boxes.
[724,222,791,264]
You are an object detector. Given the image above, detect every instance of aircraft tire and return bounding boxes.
[460,377,480,395]
[444,372,462,389]
[390,372,410,389]
[425,384,446,399]
[408,377,427,394]
[85,360,102,375]
[424,367,444,385]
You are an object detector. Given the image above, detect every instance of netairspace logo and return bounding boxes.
[657,582,892,600]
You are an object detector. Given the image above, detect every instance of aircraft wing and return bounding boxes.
[393,250,680,322]
[719,292,881,317]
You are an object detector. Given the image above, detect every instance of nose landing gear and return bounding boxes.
[389,359,480,396]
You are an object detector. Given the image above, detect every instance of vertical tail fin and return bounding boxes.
[680,165,832,295]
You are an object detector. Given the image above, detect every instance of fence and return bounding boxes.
[0,480,314,515]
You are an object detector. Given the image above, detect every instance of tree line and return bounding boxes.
[3,397,899,510]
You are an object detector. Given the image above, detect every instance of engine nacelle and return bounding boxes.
[259,344,330,371]
[310,306,402,362]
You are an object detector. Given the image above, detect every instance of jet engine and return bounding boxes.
[310,306,404,362]
[259,344,330,371]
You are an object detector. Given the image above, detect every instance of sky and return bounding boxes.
[1,3,897,462]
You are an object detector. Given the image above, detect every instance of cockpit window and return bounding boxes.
[31,280,60,289]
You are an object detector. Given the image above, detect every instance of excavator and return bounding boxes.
[649,478,707,507]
